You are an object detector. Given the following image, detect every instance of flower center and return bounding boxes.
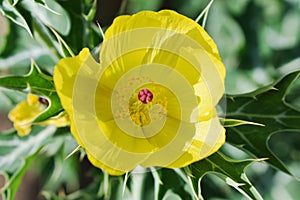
[138,88,153,104]
[127,86,167,127]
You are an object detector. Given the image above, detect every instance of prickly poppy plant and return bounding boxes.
[0,1,299,200]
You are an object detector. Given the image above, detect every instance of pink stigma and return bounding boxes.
[138,88,153,104]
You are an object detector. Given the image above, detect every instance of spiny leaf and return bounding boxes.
[0,126,56,172]
[0,126,57,200]
[0,62,54,94]
[0,0,32,37]
[225,70,300,176]
[0,61,63,122]
[1,153,36,200]
[21,0,71,35]
[189,152,263,200]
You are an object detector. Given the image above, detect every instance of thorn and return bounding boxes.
[271,87,279,91]
[251,95,257,100]
[195,0,214,28]
[257,158,269,162]
[48,26,75,57]
[27,59,40,76]
[122,171,130,199]
[184,167,195,178]
[151,167,163,185]
[64,145,81,160]
[96,21,105,40]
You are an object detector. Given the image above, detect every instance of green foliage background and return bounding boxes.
[0,0,300,199]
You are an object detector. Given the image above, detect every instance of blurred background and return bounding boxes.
[0,0,300,199]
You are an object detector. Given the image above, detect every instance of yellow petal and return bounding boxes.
[53,10,226,175]
[8,94,46,136]
[9,94,70,136]
[166,115,225,168]
[54,48,91,113]
[104,10,221,59]
[54,48,96,145]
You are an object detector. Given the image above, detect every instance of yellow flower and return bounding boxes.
[9,93,69,136]
[54,10,226,175]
